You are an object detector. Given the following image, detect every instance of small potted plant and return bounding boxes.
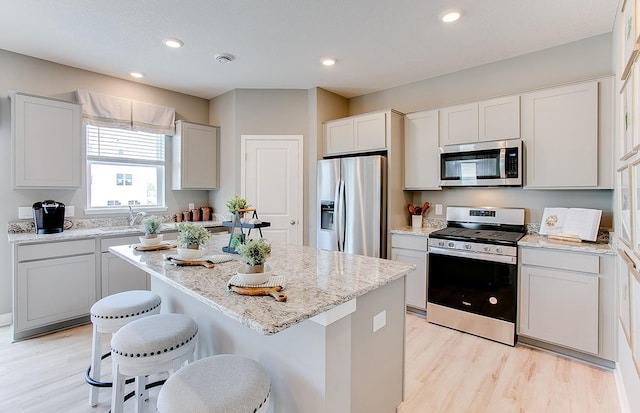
[235,238,272,284]
[225,194,249,222]
[408,202,430,228]
[139,215,163,246]
[175,222,212,259]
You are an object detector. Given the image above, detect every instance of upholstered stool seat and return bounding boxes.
[156,354,271,413]
[87,290,161,406]
[110,313,198,413]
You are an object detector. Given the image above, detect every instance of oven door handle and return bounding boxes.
[428,246,517,265]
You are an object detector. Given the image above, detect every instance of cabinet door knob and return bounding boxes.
[290,220,296,225]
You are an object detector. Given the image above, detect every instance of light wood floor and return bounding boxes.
[0,313,620,413]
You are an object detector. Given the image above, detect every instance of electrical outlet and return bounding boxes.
[373,310,386,333]
[65,206,75,217]
[18,207,32,219]
[188,203,195,210]
[435,204,443,215]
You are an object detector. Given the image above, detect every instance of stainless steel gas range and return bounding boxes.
[427,206,526,346]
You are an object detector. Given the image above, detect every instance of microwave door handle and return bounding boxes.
[499,148,506,179]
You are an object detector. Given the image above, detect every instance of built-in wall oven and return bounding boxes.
[427,206,525,346]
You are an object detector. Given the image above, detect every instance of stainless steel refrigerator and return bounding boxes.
[317,155,387,258]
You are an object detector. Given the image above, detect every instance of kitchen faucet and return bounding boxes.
[128,206,147,226]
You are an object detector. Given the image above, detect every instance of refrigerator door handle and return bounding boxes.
[336,179,345,251]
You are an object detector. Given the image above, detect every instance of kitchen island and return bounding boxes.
[109,233,414,413]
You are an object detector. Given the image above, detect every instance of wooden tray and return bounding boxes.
[166,256,215,268]
[229,285,287,302]
[134,243,176,251]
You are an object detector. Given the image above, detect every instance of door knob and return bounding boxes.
[290,220,296,225]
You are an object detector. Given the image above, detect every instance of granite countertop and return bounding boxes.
[390,224,615,255]
[109,234,415,336]
[7,220,224,244]
[518,234,615,255]
[390,226,443,237]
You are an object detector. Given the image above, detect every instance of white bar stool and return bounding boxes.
[156,354,271,413]
[87,290,161,406]
[110,313,198,413]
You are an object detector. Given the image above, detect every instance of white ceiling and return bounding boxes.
[0,0,619,100]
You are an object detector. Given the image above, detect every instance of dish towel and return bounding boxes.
[227,275,287,289]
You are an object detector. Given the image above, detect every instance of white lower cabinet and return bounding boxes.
[391,234,428,312]
[518,247,615,362]
[100,232,177,297]
[13,239,96,340]
[101,235,149,296]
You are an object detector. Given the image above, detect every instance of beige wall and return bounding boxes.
[350,33,614,228]
[307,88,349,246]
[208,89,310,240]
[0,49,211,315]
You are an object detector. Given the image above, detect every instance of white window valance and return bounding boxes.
[76,89,175,135]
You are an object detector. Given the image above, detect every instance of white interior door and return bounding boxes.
[241,135,303,244]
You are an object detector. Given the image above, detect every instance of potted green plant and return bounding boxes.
[225,194,249,222]
[235,238,271,274]
[175,222,212,259]
[139,215,163,246]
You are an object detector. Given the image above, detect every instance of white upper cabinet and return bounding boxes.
[522,80,611,189]
[439,102,478,146]
[172,120,219,190]
[325,112,386,156]
[11,93,82,188]
[478,95,520,142]
[403,110,440,190]
[439,95,520,146]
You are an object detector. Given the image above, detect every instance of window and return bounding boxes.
[87,125,165,210]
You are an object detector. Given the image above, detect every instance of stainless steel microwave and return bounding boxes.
[440,140,522,187]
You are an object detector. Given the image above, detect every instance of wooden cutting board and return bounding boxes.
[229,285,287,302]
[166,256,215,268]
[135,243,176,251]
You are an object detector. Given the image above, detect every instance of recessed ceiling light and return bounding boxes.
[130,72,144,78]
[215,53,235,64]
[441,9,462,23]
[164,38,184,48]
[322,57,337,66]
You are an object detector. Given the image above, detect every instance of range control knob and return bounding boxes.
[464,243,472,250]
[438,241,445,247]
[483,246,491,252]
[496,247,503,254]
[447,241,455,248]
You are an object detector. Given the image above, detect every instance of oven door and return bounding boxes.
[427,247,517,323]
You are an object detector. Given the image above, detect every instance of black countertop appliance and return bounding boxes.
[32,200,65,234]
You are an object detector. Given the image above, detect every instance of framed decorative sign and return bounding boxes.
[622,74,636,159]
[622,0,639,80]
[618,248,633,346]
[619,165,633,247]
[631,269,640,373]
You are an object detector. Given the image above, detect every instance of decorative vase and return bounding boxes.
[239,263,265,274]
[412,215,423,228]
[177,247,204,260]
[139,234,163,246]
[236,263,272,285]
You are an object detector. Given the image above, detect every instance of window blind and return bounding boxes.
[86,125,165,165]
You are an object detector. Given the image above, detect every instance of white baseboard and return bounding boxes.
[0,312,12,327]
